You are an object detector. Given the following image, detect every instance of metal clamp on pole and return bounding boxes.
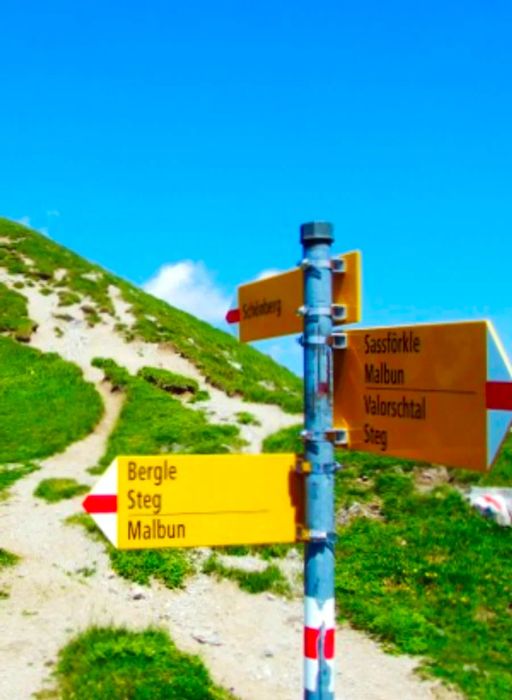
[330,333,347,350]
[297,525,327,542]
[331,258,345,274]
[301,335,329,346]
[325,429,348,446]
[310,462,340,475]
[297,526,337,545]
[300,258,333,271]
[331,304,346,323]
[301,258,345,274]
[295,456,312,474]
[299,305,344,321]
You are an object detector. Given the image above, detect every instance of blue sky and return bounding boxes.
[1,1,511,374]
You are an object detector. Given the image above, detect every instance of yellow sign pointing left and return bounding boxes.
[83,454,303,549]
[227,251,362,342]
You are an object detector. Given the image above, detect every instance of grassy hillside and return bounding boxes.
[0,217,302,412]
[6,214,511,698]
[90,358,244,473]
[0,281,36,341]
[0,336,103,463]
[264,426,512,699]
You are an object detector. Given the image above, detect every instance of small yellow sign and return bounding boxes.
[237,251,361,342]
[117,454,303,549]
[334,321,490,471]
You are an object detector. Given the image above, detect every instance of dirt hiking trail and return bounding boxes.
[0,279,461,699]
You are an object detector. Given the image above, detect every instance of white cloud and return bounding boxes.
[46,209,60,218]
[143,260,232,325]
[255,268,282,281]
[15,216,51,237]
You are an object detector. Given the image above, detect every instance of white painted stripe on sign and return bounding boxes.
[93,513,117,546]
[90,458,117,496]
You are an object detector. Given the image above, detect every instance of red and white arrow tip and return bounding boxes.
[486,322,512,466]
[82,459,118,546]
[486,381,512,411]
[225,308,240,324]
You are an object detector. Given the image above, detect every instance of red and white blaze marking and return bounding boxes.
[470,492,512,526]
[304,596,335,693]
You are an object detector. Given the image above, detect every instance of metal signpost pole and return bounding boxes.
[301,222,336,699]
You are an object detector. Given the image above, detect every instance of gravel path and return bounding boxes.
[0,277,462,699]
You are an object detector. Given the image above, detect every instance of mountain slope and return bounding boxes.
[0,217,316,700]
[0,216,468,700]
[0,217,302,412]
[0,335,103,463]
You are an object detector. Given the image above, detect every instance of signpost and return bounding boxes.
[300,222,336,699]
[83,454,303,549]
[333,321,512,471]
[226,250,361,342]
[84,220,512,700]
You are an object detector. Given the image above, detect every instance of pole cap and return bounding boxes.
[300,221,334,244]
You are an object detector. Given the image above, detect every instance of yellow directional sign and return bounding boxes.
[84,454,303,549]
[232,251,361,342]
[333,321,512,472]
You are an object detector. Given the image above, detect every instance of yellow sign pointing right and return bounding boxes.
[333,320,512,471]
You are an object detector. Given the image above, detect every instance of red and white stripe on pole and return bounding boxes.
[304,596,335,694]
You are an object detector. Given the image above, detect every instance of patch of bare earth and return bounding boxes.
[414,466,452,494]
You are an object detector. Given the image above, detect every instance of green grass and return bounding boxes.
[0,548,19,597]
[476,431,512,487]
[117,279,303,412]
[137,366,200,395]
[0,548,19,569]
[235,411,261,426]
[90,358,244,474]
[109,548,192,589]
[39,626,236,699]
[262,423,302,454]
[263,424,512,698]
[0,281,36,341]
[0,218,114,313]
[203,553,291,597]
[216,543,294,560]
[34,478,89,503]
[0,336,103,463]
[67,514,193,590]
[57,290,82,307]
[0,217,302,413]
[335,485,512,697]
[188,388,211,403]
[0,462,39,498]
